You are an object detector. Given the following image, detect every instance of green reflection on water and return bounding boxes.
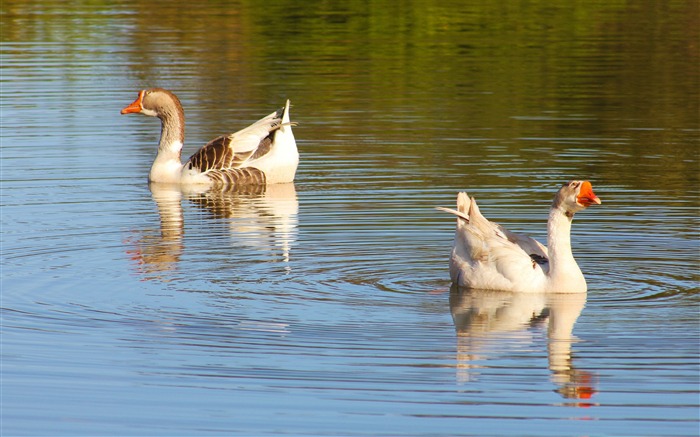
[3,0,698,193]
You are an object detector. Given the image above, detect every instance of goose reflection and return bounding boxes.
[127,183,298,280]
[449,286,596,405]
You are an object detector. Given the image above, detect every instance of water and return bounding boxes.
[2,1,699,435]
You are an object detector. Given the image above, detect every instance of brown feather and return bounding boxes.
[181,103,293,185]
[249,136,273,161]
[206,167,267,187]
[187,135,257,173]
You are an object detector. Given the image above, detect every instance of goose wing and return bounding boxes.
[184,105,287,180]
[438,192,549,288]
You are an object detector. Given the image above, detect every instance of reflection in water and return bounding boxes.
[126,185,184,280]
[450,287,596,406]
[127,183,298,280]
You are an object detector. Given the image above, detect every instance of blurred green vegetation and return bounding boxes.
[3,0,698,190]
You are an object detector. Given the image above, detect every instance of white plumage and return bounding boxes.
[438,180,601,293]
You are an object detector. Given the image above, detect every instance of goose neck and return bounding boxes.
[546,207,584,290]
[156,105,185,157]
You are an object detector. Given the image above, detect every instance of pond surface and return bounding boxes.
[2,1,699,436]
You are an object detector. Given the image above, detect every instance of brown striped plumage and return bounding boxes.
[121,88,297,186]
[205,167,267,186]
[186,119,280,176]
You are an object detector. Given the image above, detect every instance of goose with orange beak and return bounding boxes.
[121,88,298,187]
[437,180,601,293]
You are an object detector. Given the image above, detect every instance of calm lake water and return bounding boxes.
[2,1,699,436]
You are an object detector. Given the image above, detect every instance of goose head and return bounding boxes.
[553,180,602,216]
[121,88,184,121]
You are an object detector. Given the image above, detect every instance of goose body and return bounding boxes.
[437,181,601,293]
[121,88,298,186]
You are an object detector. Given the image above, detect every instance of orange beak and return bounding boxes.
[577,181,601,207]
[121,90,145,114]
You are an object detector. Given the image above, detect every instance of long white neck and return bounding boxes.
[149,108,185,183]
[546,207,586,292]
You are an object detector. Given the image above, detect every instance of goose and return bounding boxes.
[121,88,298,186]
[437,180,601,293]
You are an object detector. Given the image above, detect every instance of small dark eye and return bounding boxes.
[571,181,580,188]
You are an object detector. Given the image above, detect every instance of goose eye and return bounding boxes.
[571,181,580,189]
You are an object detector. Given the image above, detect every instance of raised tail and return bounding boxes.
[277,99,298,138]
[436,192,472,222]
[282,99,291,125]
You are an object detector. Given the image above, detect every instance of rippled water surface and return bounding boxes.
[2,1,699,436]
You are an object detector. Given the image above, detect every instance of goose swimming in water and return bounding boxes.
[437,180,601,293]
[121,88,298,186]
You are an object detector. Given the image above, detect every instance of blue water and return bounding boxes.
[2,1,699,435]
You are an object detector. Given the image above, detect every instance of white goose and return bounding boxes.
[437,181,601,293]
[121,88,298,186]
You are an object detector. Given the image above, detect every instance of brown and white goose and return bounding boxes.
[121,88,298,186]
[437,181,601,293]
